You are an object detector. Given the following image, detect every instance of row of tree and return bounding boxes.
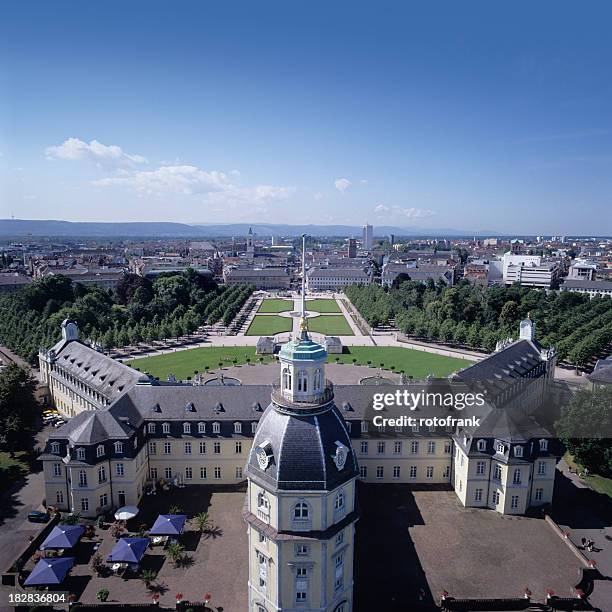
[345,280,612,366]
[0,272,254,362]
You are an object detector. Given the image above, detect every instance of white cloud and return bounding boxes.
[93,165,231,194]
[45,138,147,167]
[93,163,295,208]
[314,192,324,201]
[334,178,351,192]
[374,204,436,219]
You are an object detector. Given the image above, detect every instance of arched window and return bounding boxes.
[293,501,309,519]
[183,422,191,434]
[76,447,86,461]
[297,370,308,393]
[114,441,124,454]
[282,367,292,391]
[314,368,322,390]
[539,439,548,451]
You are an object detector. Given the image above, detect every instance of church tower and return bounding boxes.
[245,236,358,612]
[247,227,255,256]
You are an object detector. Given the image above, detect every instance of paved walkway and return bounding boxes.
[335,295,365,336]
[551,460,612,610]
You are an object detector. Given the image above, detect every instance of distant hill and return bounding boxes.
[0,218,499,239]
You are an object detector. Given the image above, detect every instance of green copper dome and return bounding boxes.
[279,334,327,362]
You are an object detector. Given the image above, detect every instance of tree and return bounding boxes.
[193,512,210,532]
[556,386,612,477]
[141,569,157,587]
[96,588,109,602]
[0,364,38,454]
[167,542,185,566]
[500,301,519,326]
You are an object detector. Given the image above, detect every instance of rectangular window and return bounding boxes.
[149,441,157,455]
[99,493,108,508]
[360,441,368,454]
[115,463,124,477]
[409,466,417,479]
[199,441,206,454]
[535,488,543,501]
[359,466,367,478]
[393,441,402,454]
[411,441,419,454]
[165,467,172,479]
[81,498,89,512]
[376,466,384,479]
[426,466,434,479]
[537,461,546,476]
[377,441,385,455]
[236,466,243,479]
[212,422,220,434]
[184,442,192,455]
[296,544,309,556]
[392,466,400,479]
[427,441,436,454]
[494,464,502,480]
[512,468,521,485]
[53,462,62,477]
[492,490,500,505]
[474,488,483,502]
[198,422,206,433]
[444,440,452,454]
[361,421,368,433]
[296,592,307,602]
[476,461,486,475]
[234,422,242,434]
[214,466,221,479]
[200,467,207,479]
[511,495,519,509]
[56,491,64,504]
[164,442,171,455]
[148,423,156,433]
[185,467,193,479]
[162,423,170,434]
[443,465,451,478]
[78,470,87,487]
[213,442,221,454]
[150,467,158,479]
[235,441,242,454]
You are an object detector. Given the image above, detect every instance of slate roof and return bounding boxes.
[246,400,359,492]
[50,340,143,400]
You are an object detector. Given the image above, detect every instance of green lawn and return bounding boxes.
[126,347,273,380]
[308,315,354,336]
[258,299,294,313]
[332,346,469,378]
[565,453,612,500]
[306,298,341,313]
[246,315,293,336]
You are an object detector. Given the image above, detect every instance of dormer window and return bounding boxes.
[361,421,368,433]
[514,446,523,458]
[147,423,156,434]
[51,442,60,454]
[212,422,220,434]
[234,422,242,434]
[477,440,486,452]
[251,422,257,434]
[496,442,505,454]
[114,441,124,454]
[96,445,105,458]
[198,422,206,433]
[183,422,191,434]
[539,439,548,451]
[76,448,86,461]
[162,422,170,434]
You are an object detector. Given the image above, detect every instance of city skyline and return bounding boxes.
[2,1,612,234]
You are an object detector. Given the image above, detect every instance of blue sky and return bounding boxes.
[1,1,612,234]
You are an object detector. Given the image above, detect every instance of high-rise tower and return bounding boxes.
[244,236,358,612]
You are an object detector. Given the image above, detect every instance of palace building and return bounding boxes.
[39,302,560,538]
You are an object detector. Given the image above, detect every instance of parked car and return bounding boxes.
[53,420,66,428]
[27,511,50,523]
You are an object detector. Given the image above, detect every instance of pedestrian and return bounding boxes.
[587,539,594,552]
[581,537,587,548]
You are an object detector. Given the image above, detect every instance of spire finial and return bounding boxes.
[299,234,308,338]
